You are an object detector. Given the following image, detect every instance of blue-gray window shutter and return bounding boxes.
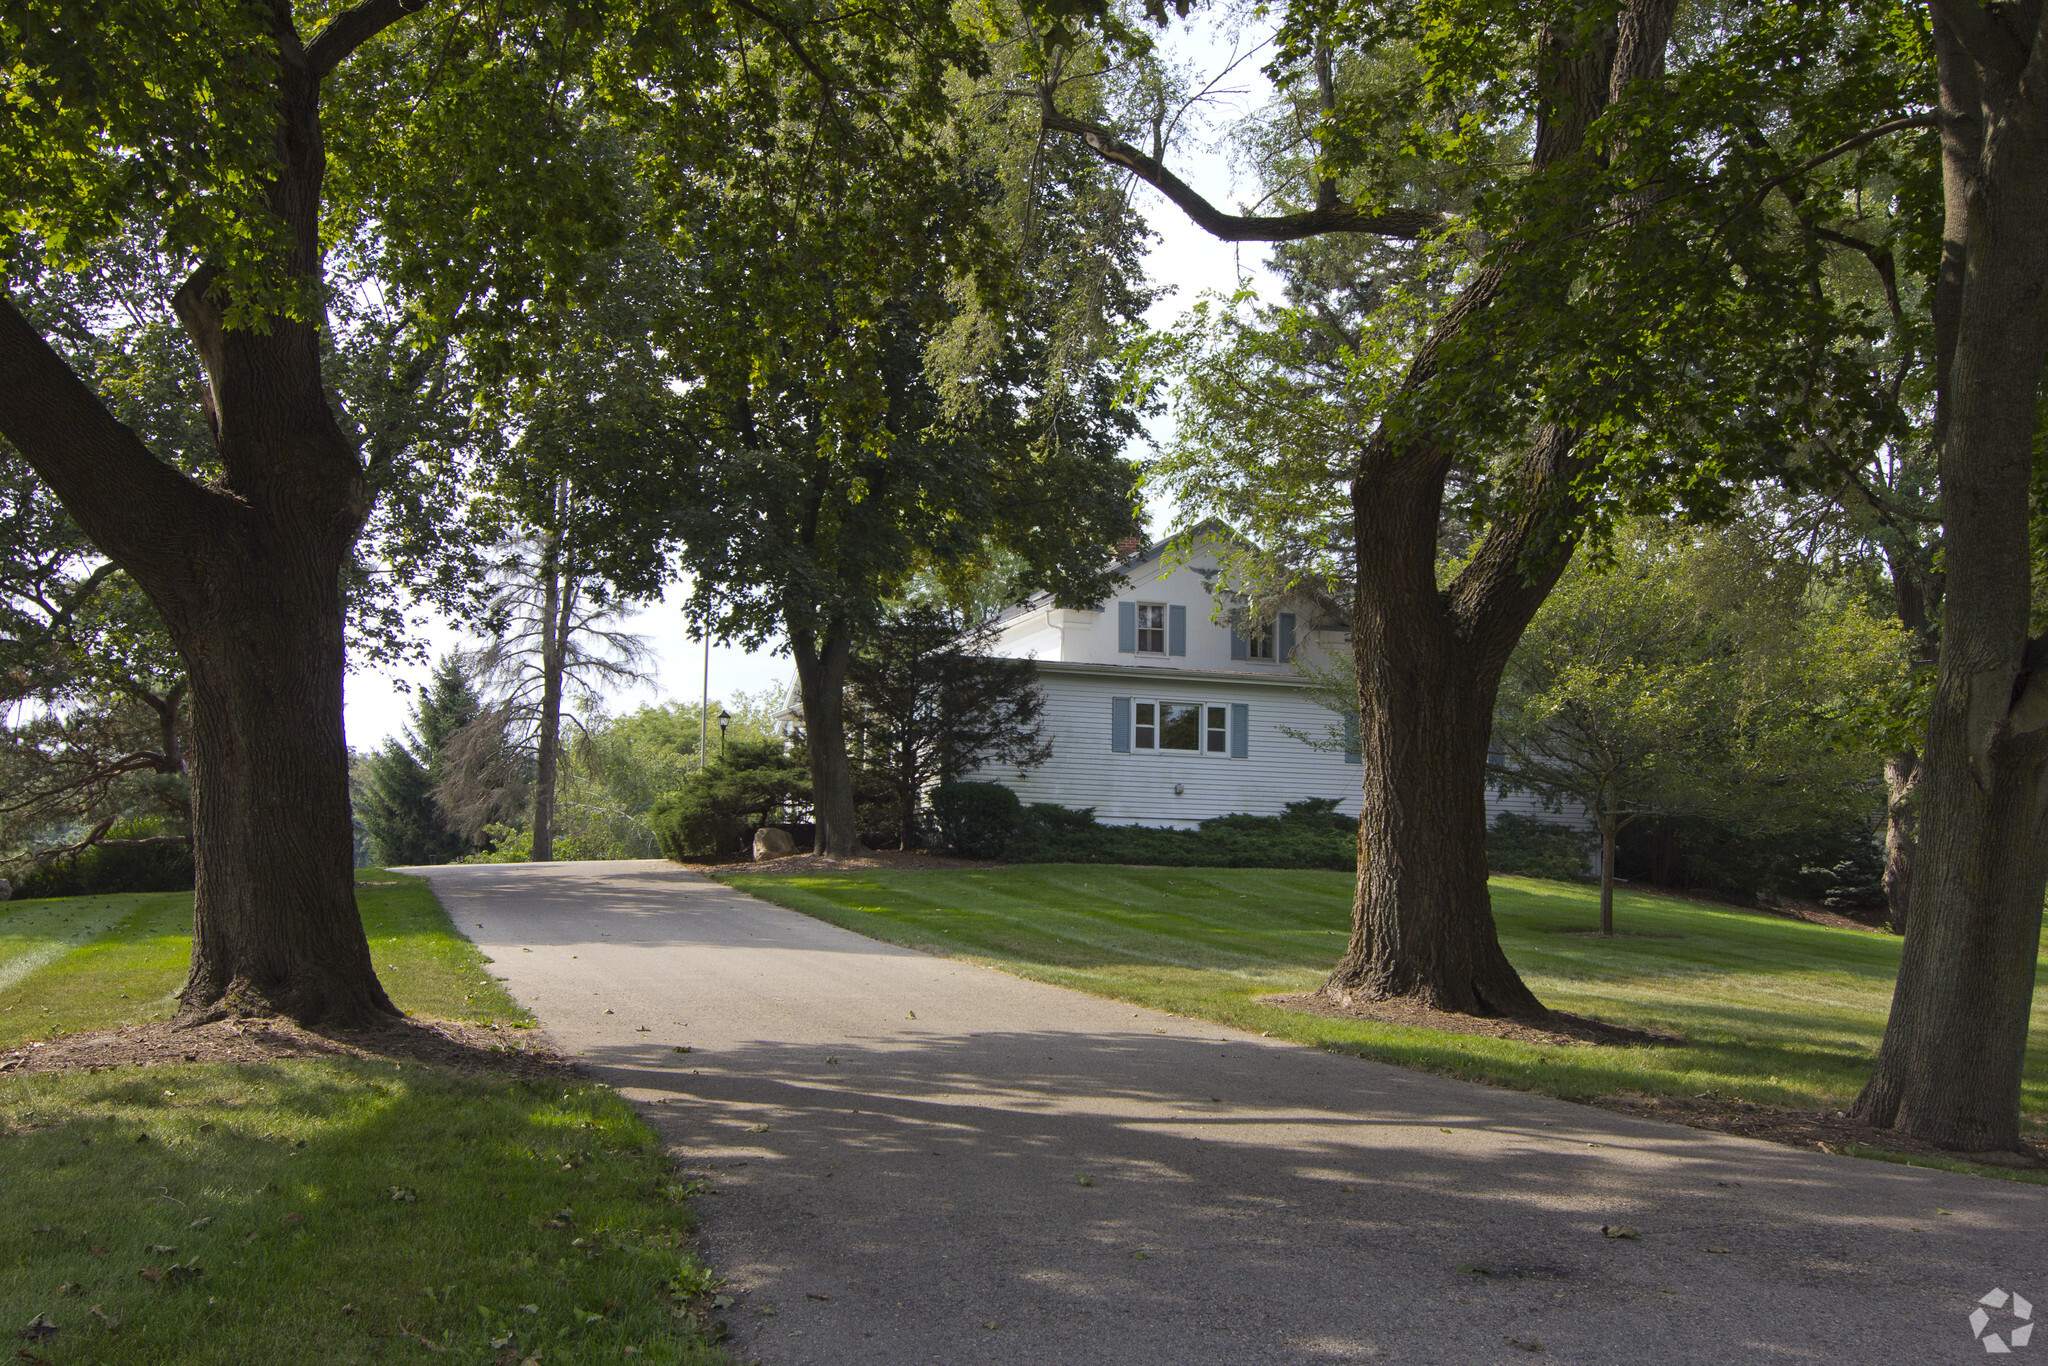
[1278,612,1296,663]
[1229,702,1249,760]
[1230,626,1247,661]
[1118,602,1136,653]
[1168,604,1187,656]
[1111,696,1133,753]
[1344,714,1361,764]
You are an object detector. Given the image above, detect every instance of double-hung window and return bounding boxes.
[1205,705,1228,753]
[1245,627,1276,660]
[1135,603,1167,654]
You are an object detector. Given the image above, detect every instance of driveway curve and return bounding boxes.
[412,859,2046,1366]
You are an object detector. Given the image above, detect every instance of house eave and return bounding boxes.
[1032,659,1315,689]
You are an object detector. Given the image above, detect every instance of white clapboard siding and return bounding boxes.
[964,666,1594,832]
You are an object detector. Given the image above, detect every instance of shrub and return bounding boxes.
[996,799,1357,870]
[13,821,196,899]
[650,738,810,860]
[1486,813,1595,882]
[930,782,1023,859]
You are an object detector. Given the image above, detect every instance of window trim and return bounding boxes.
[1129,698,1229,756]
[1134,602,1168,654]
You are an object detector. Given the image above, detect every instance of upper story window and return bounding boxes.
[1136,603,1167,654]
[1245,626,1276,661]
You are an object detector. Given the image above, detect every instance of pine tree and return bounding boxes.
[358,658,481,867]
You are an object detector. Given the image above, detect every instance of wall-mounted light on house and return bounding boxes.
[717,708,731,754]
[1173,783,1185,796]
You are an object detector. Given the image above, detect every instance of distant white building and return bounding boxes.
[969,524,1586,831]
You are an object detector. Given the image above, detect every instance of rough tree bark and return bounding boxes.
[0,1,420,1028]
[1852,0,2048,1152]
[530,535,565,863]
[1050,0,1678,1017]
[792,623,867,858]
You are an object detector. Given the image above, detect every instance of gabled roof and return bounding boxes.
[988,519,1252,628]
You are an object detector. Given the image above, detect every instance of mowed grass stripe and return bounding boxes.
[720,865,2048,1128]
[0,893,151,994]
[0,872,529,1049]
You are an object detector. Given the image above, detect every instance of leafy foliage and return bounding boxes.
[356,657,483,867]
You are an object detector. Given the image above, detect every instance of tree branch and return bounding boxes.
[1039,107,1447,243]
[1727,114,1938,223]
[0,293,229,585]
[307,0,434,79]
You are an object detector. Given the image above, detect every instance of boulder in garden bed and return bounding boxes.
[752,828,796,861]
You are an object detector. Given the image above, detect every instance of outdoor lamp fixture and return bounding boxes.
[718,709,731,753]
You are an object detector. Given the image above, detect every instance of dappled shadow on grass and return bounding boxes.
[574,1027,2048,1366]
[0,1055,724,1366]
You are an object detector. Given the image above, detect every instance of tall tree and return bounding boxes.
[452,508,651,863]
[617,31,1150,858]
[356,655,480,867]
[1098,0,1931,1015]
[1852,0,2048,1153]
[0,0,997,1023]
[846,605,1052,849]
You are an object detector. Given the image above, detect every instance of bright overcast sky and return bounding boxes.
[343,15,1284,752]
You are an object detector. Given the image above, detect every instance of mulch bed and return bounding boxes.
[1589,1091,2048,1173]
[1261,991,2044,1173]
[1261,992,1684,1047]
[0,1016,576,1085]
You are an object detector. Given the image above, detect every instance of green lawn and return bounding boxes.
[0,875,531,1050]
[1,873,726,1365]
[720,864,2048,1132]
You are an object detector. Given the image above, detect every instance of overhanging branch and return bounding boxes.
[1039,106,1447,243]
[308,0,433,79]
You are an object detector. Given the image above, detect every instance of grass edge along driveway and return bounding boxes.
[0,872,731,1366]
[718,863,2048,1174]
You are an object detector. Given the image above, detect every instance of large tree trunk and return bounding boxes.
[1321,432,1582,1018]
[178,553,396,1025]
[792,624,866,858]
[0,21,397,1028]
[1853,4,2048,1152]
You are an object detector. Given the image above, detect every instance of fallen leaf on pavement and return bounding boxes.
[1600,1226,1639,1240]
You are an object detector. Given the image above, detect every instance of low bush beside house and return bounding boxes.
[933,783,1357,870]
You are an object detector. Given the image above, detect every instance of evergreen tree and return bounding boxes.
[358,658,480,867]
[846,607,1051,851]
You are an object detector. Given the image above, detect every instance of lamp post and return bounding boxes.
[718,709,731,755]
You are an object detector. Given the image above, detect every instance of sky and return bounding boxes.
[343,17,1287,753]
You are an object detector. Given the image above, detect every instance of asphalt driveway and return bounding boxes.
[412,859,2047,1365]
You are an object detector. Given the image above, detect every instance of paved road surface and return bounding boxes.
[412,860,2047,1365]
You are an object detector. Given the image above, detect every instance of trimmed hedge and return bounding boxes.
[933,784,1357,870]
[12,833,195,899]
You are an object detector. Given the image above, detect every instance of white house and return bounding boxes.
[968,525,1582,830]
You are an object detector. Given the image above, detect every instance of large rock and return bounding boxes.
[752,827,796,861]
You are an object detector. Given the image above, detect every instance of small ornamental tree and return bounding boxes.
[846,606,1052,850]
[1492,523,1906,935]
